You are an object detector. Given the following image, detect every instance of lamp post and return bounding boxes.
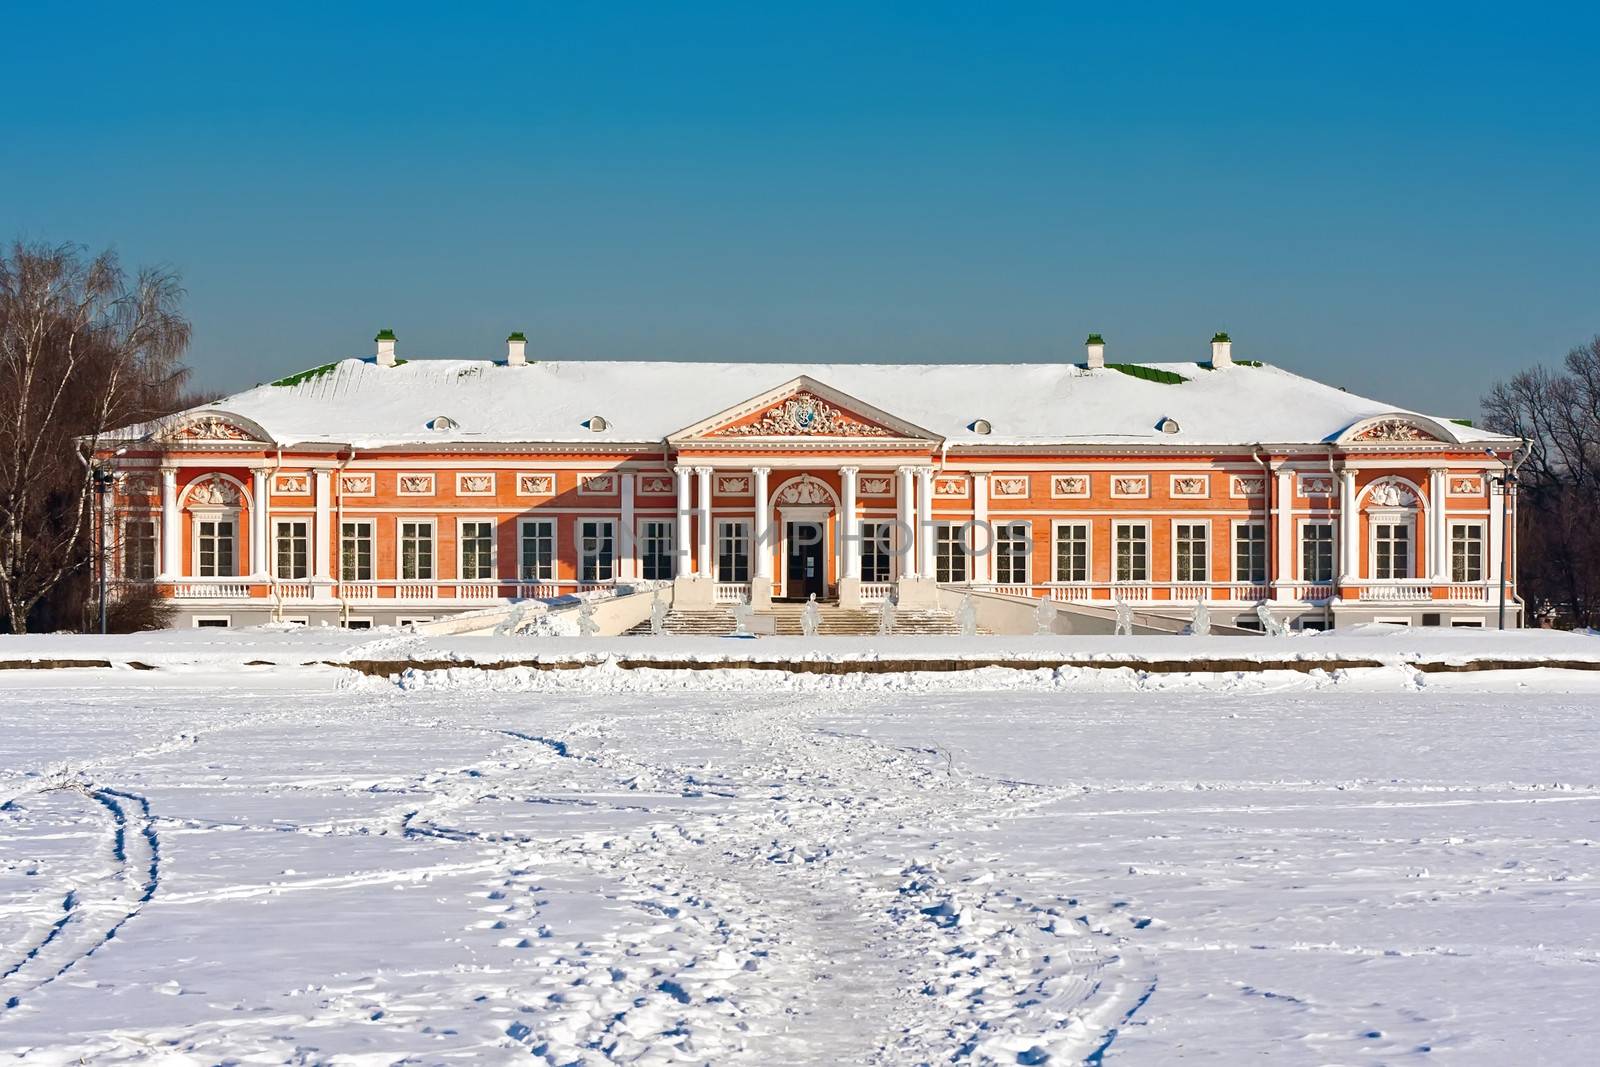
[1490,467,1518,630]
[92,465,115,634]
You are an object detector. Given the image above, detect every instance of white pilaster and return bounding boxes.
[250,466,270,578]
[1273,467,1293,592]
[751,467,772,581]
[674,466,693,579]
[896,466,917,578]
[1488,471,1506,588]
[970,472,990,584]
[915,466,935,580]
[695,466,714,579]
[313,469,332,582]
[1338,467,1359,581]
[158,467,179,579]
[618,473,636,579]
[839,466,860,580]
[1428,467,1449,582]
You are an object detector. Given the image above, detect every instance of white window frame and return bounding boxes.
[339,519,375,582]
[343,617,374,630]
[274,518,311,580]
[1231,520,1268,584]
[1051,520,1091,584]
[933,521,969,583]
[458,518,498,581]
[1112,520,1151,583]
[122,516,158,581]
[192,615,231,628]
[993,521,1031,585]
[859,520,893,583]
[1298,519,1337,583]
[1370,514,1414,580]
[193,513,239,578]
[1449,520,1486,583]
[1172,520,1210,583]
[398,519,436,581]
[715,519,752,583]
[517,518,556,582]
[578,517,617,583]
[1450,617,1485,628]
[637,518,675,581]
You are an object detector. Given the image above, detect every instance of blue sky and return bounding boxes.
[4,2,1596,418]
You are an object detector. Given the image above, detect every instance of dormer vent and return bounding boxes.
[586,415,608,432]
[428,415,458,431]
[1156,416,1181,434]
[970,418,993,435]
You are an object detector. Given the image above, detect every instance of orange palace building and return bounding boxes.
[97,331,1523,630]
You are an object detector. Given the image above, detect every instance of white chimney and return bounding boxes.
[1085,333,1105,369]
[375,329,397,367]
[1210,332,1233,367]
[506,331,527,366]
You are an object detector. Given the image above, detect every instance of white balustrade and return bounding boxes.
[172,580,251,599]
[1357,583,1435,602]
[338,583,379,601]
[713,582,751,604]
[859,582,893,603]
[456,581,501,600]
[272,582,313,601]
[517,582,564,600]
[395,582,438,600]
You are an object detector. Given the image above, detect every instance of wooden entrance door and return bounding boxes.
[785,521,825,599]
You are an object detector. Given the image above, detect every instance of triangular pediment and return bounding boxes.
[669,376,940,445]
[157,410,273,445]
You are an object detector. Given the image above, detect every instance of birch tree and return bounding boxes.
[0,242,191,633]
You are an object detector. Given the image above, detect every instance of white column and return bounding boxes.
[1273,467,1294,592]
[673,466,693,579]
[970,472,990,584]
[159,467,179,579]
[618,472,636,579]
[896,466,917,578]
[916,466,935,579]
[1338,467,1359,581]
[250,466,270,577]
[695,466,714,579]
[313,469,332,581]
[751,467,772,582]
[1429,467,1449,582]
[838,467,860,580]
[1488,471,1506,589]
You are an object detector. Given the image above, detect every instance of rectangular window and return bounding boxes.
[196,519,235,578]
[1302,522,1335,582]
[935,523,968,583]
[1114,523,1148,583]
[1450,522,1484,583]
[518,519,554,581]
[340,520,374,581]
[640,520,674,581]
[579,519,615,582]
[1234,522,1267,583]
[1054,523,1089,583]
[717,520,751,582]
[399,521,434,581]
[1174,522,1209,582]
[994,522,1031,585]
[860,521,892,582]
[1374,522,1411,579]
[274,520,309,580]
[460,520,495,580]
[123,519,157,581]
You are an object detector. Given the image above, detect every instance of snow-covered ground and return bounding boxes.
[1,638,1597,1063]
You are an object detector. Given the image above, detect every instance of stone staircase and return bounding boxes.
[624,602,984,636]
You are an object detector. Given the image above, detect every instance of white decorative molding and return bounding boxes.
[1110,475,1149,499]
[637,471,675,495]
[858,474,893,497]
[457,472,496,496]
[1230,475,1265,498]
[1351,418,1442,443]
[715,473,752,496]
[1297,474,1335,497]
[1051,474,1090,499]
[712,392,892,438]
[162,414,261,442]
[1365,479,1419,508]
[516,473,555,497]
[934,475,968,498]
[1169,474,1209,498]
[990,475,1030,498]
[577,473,618,496]
[273,473,310,495]
[121,475,157,497]
[397,473,436,496]
[777,475,832,505]
[186,474,243,507]
[340,473,375,496]
[1448,474,1485,496]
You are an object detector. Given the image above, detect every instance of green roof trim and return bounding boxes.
[507,331,527,342]
[1085,333,1105,345]
[1212,332,1231,343]
[270,361,341,388]
[1106,363,1187,385]
[1234,359,1264,367]
[1450,417,1474,427]
[374,329,397,342]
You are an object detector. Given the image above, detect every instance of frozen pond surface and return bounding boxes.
[1,663,1597,1064]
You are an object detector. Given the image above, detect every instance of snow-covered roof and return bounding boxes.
[131,357,1513,451]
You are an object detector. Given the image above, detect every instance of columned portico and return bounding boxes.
[673,466,693,579]
[835,466,861,606]
[896,466,917,578]
[694,466,714,579]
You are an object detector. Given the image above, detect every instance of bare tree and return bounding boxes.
[0,242,191,633]
[1482,336,1600,627]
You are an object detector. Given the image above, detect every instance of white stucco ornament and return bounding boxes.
[1366,481,1419,507]
[716,393,892,437]
[187,475,242,506]
[778,476,830,504]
